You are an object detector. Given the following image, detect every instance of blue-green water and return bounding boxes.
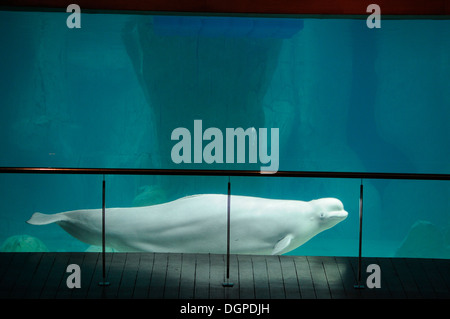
[0,11,449,258]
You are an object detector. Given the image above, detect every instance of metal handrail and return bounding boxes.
[0,167,449,180]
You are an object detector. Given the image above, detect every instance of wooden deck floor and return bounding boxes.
[1,252,449,299]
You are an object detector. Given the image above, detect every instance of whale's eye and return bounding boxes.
[320,212,325,219]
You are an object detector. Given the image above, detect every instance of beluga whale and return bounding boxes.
[27,194,348,255]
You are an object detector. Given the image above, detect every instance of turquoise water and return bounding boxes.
[0,11,449,258]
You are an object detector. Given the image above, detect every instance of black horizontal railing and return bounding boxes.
[0,167,449,180]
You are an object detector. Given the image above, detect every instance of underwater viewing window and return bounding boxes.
[1,11,449,174]
[0,7,449,265]
[0,167,448,260]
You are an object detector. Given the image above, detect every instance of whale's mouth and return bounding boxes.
[329,210,348,220]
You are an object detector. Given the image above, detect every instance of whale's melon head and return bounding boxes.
[309,198,348,231]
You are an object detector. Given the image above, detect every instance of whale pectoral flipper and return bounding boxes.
[26,212,67,225]
[272,234,293,255]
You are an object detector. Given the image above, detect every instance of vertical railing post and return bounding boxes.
[223,176,234,287]
[99,174,110,286]
[354,179,365,289]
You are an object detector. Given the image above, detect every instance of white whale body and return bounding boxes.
[27,194,348,255]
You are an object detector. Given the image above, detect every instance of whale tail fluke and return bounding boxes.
[27,212,68,225]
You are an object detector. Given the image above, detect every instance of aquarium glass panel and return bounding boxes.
[0,11,449,257]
